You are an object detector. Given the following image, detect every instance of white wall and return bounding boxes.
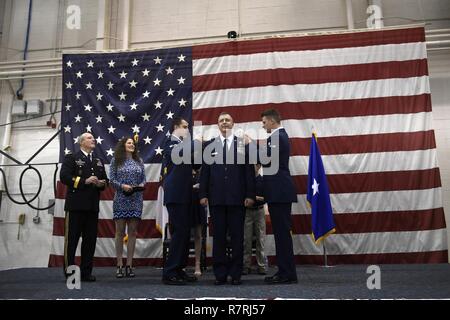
[0,0,449,269]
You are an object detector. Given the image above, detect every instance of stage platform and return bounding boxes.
[1,264,450,299]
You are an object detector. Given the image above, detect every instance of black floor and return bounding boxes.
[1,264,450,299]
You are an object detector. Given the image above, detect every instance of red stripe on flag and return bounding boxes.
[292,168,442,194]
[291,131,436,156]
[48,254,163,267]
[47,249,448,268]
[290,250,448,265]
[193,27,425,59]
[265,208,446,234]
[56,181,159,200]
[193,60,429,92]
[52,217,161,238]
[192,95,432,125]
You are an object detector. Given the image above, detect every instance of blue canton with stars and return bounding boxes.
[60,47,192,164]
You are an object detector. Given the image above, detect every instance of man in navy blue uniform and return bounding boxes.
[260,109,298,284]
[200,112,255,285]
[161,117,198,285]
[60,132,108,282]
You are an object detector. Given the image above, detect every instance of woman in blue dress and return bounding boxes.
[109,137,145,278]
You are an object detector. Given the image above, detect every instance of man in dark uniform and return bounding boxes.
[259,109,298,284]
[161,117,199,285]
[200,112,255,285]
[60,132,108,282]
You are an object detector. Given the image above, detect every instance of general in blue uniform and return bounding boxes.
[199,112,255,285]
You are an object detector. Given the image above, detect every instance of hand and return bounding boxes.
[244,198,255,208]
[200,198,208,206]
[121,184,133,192]
[95,179,106,188]
[243,134,253,145]
[85,176,98,185]
[258,139,267,146]
[256,196,264,202]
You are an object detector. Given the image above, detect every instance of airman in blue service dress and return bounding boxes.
[200,135,255,285]
[262,127,298,284]
[161,135,199,285]
[60,150,108,281]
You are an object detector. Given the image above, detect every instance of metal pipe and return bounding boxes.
[0,74,62,81]
[0,99,13,190]
[345,0,354,30]
[427,40,450,46]
[0,68,61,77]
[0,57,61,66]
[0,62,61,71]
[122,0,131,50]
[96,0,110,50]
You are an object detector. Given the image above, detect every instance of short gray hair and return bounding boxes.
[78,132,92,145]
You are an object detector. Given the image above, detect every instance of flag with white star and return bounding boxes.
[61,48,192,163]
[306,133,335,244]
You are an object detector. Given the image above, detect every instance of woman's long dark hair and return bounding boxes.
[113,137,141,168]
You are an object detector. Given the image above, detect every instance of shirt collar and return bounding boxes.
[269,126,283,138]
[80,149,91,158]
[171,134,183,142]
[220,134,234,145]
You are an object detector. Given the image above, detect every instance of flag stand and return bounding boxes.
[321,239,334,268]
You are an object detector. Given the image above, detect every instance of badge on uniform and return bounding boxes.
[96,159,103,167]
[75,159,85,166]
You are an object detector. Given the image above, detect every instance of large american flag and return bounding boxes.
[49,26,448,267]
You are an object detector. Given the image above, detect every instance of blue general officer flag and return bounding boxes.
[307,133,336,244]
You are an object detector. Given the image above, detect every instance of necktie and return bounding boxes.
[223,139,227,164]
[88,153,92,163]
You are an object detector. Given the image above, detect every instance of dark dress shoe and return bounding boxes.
[162,276,186,285]
[81,275,96,282]
[241,268,251,275]
[257,267,267,275]
[231,279,242,285]
[264,274,297,284]
[214,279,227,285]
[179,272,197,282]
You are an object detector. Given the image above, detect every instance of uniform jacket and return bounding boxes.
[60,150,108,212]
[161,136,200,205]
[199,135,255,206]
[261,128,297,203]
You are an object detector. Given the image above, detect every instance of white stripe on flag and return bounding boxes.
[292,187,443,214]
[195,112,432,140]
[289,149,438,175]
[193,42,427,76]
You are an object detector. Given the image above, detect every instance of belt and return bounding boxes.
[248,205,264,210]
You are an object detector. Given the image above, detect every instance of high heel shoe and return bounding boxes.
[116,266,124,278]
[125,265,135,278]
